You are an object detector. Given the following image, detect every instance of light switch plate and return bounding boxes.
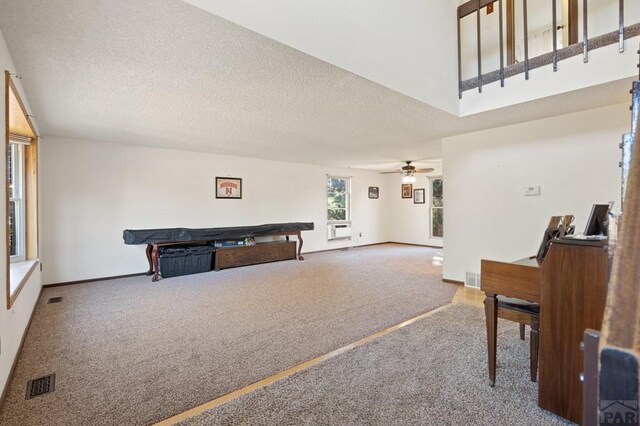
[525,186,541,196]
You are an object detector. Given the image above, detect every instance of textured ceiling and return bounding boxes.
[0,0,631,169]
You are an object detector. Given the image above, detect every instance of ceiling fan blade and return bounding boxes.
[380,171,402,174]
[414,168,435,173]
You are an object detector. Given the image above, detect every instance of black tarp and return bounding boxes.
[123,222,314,245]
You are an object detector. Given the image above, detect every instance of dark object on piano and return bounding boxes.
[123,222,314,245]
[584,204,610,236]
[536,229,560,261]
[536,216,563,261]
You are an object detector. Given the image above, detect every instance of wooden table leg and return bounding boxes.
[151,244,160,282]
[145,244,154,276]
[297,231,304,260]
[530,315,539,382]
[485,292,498,386]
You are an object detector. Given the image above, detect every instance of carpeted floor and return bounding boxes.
[0,244,456,425]
[179,304,570,426]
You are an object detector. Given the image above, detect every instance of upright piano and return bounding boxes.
[481,238,608,424]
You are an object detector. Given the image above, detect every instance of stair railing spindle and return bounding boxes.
[523,0,530,79]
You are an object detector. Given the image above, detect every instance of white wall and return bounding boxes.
[384,164,444,248]
[0,30,42,399]
[40,137,391,284]
[584,0,640,40]
[442,103,627,282]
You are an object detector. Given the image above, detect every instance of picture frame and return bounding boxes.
[414,188,426,204]
[216,177,242,199]
[401,184,412,199]
[368,186,379,199]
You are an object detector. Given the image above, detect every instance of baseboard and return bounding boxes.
[0,284,43,410]
[442,278,464,285]
[302,242,392,256]
[44,272,147,288]
[387,242,443,249]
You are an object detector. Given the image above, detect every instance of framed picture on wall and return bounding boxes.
[368,186,379,199]
[216,177,242,199]
[402,184,412,199]
[414,188,426,204]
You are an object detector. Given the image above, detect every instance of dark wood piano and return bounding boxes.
[481,238,608,424]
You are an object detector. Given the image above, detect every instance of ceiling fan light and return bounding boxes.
[402,174,416,184]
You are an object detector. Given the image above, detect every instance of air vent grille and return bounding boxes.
[26,374,55,399]
[465,272,480,288]
[47,297,63,304]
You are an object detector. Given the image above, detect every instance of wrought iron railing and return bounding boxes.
[457,0,638,98]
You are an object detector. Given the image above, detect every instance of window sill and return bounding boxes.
[8,259,39,308]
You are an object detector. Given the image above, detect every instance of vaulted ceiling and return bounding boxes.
[0,0,630,168]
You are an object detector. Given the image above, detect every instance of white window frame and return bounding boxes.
[326,175,351,223]
[8,141,26,262]
[429,177,443,239]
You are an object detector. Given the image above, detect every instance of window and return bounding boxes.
[327,176,350,222]
[430,178,443,238]
[5,71,39,309]
[8,141,25,261]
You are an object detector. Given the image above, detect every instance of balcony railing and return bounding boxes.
[457,0,640,98]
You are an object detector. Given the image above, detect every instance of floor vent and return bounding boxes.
[47,297,63,304]
[26,374,55,399]
[465,272,480,288]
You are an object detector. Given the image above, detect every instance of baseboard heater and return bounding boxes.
[327,223,352,241]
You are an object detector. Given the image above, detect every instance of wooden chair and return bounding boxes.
[496,297,540,383]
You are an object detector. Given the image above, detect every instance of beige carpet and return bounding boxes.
[180,304,571,426]
[0,244,456,425]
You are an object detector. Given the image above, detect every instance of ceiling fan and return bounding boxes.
[380,161,434,183]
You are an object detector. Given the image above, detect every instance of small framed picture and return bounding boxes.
[216,177,242,199]
[414,188,426,204]
[402,184,413,199]
[368,186,379,199]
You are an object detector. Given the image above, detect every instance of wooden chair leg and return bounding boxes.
[530,316,540,382]
[519,323,525,340]
[485,293,498,386]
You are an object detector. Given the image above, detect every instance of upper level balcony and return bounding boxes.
[458,0,640,115]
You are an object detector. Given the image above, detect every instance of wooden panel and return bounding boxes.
[497,307,535,325]
[25,140,38,260]
[458,0,497,18]
[8,84,35,138]
[568,0,579,45]
[538,241,608,424]
[590,75,640,425]
[480,259,542,302]
[215,242,296,271]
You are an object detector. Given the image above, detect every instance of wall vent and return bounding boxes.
[327,222,352,241]
[465,272,480,288]
[26,374,55,399]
